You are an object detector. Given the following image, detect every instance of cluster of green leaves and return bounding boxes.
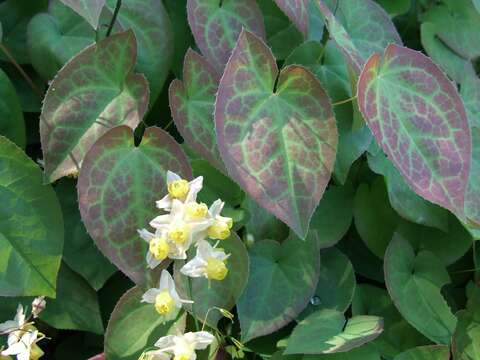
[0,0,479,359]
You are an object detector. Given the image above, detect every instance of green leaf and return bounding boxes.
[174,233,249,327]
[0,136,63,298]
[384,235,457,344]
[273,0,324,41]
[39,263,103,334]
[352,284,429,358]
[237,232,321,342]
[453,309,480,360]
[317,0,401,74]
[40,30,149,183]
[58,0,105,29]
[169,49,224,171]
[187,0,266,72]
[105,286,186,360]
[375,0,411,16]
[354,178,400,258]
[283,309,383,355]
[367,150,448,231]
[0,69,25,148]
[78,126,192,285]
[272,345,382,360]
[215,29,338,238]
[309,185,354,248]
[357,44,471,218]
[299,247,356,319]
[393,346,450,360]
[55,179,116,290]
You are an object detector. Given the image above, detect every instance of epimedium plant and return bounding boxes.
[0,0,479,359]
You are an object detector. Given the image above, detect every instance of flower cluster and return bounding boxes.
[0,297,46,360]
[137,171,235,360]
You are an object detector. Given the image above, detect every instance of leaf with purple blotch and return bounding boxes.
[78,126,192,285]
[40,30,149,183]
[317,0,401,74]
[187,0,265,72]
[169,49,224,171]
[357,44,471,218]
[215,30,337,237]
[59,0,105,29]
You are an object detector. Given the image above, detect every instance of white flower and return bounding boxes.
[141,270,192,319]
[1,330,41,360]
[205,200,233,240]
[180,240,230,281]
[156,171,203,211]
[150,200,212,260]
[138,228,171,269]
[146,331,215,360]
[0,305,25,335]
[31,297,46,318]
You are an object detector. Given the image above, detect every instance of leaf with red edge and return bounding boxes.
[215,30,337,238]
[187,0,265,72]
[357,44,471,218]
[273,0,324,40]
[40,30,149,183]
[59,0,105,29]
[78,126,191,285]
[169,49,224,171]
[317,0,401,74]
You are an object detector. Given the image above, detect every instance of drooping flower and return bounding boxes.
[205,200,233,240]
[138,228,172,269]
[180,240,230,281]
[146,331,215,360]
[156,171,203,211]
[1,329,42,360]
[0,305,25,335]
[141,270,193,319]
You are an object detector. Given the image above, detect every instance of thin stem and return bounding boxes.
[106,0,122,37]
[0,43,43,98]
[164,119,174,131]
[187,277,200,331]
[332,95,357,106]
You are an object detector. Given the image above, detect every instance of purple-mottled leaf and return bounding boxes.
[215,30,337,237]
[187,0,265,72]
[78,126,191,285]
[317,0,401,74]
[40,30,149,183]
[59,0,105,29]
[357,44,471,217]
[169,49,224,171]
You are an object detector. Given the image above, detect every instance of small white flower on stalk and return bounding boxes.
[150,200,212,260]
[0,305,26,335]
[138,228,172,269]
[141,270,193,320]
[146,331,215,360]
[205,200,233,240]
[180,240,230,281]
[31,297,46,319]
[156,171,203,211]
[1,329,43,360]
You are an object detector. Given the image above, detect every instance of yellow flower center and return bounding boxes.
[185,202,208,220]
[169,222,190,244]
[154,290,175,315]
[149,237,170,261]
[168,179,189,200]
[173,341,194,360]
[207,220,231,240]
[30,343,44,360]
[205,257,228,280]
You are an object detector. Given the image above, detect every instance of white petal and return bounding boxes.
[185,176,203,203]
[0,320,19,333]
[156,194,173,210]
[213,250,230,261]
[146,252,162,270]
[197,240,214,261]
[146,350,171,360]
[141,288,161,303]
[185,331,215,349]
[170,199,186,221]
[180,257,206,278]
[159,270,175,291]
[154,334,176,349]
[138,229,154,242]
[150,214,172,229]
[14,304,25,326]
[208,200,224,217]
[167,170,181,183]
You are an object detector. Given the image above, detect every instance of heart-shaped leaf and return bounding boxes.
[317,0,401,74]
[187,0,265,72]
[0,136,63,297]
[0,69,25,148]
[105,286,186,360]
[283,309,383,355]
[384,235,457,344]
[78,126,192,285]
[40,30,149,183]
[273,0,324,41]
[393,346,450,360]
[173,233,249,327]
[169,49,224,171]
[358,44,471,217]
[237,232,321,342]
[215,29,337,237]
[58,0,106,29]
